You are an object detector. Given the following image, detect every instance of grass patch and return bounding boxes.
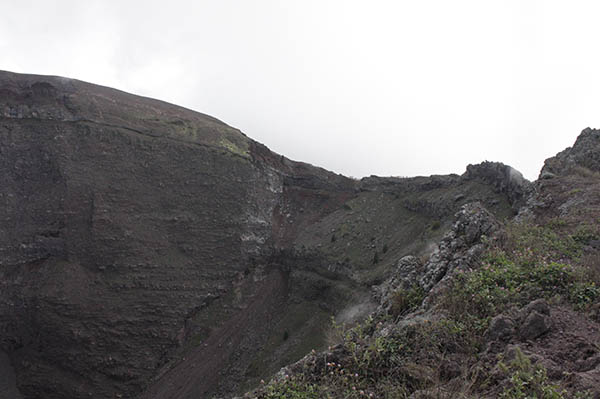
[443,252,599,337]
[441,221,600,343]
[506,223,583,261]
[498,347,593,399]
[389,285,425,318]
[257,316,477,398]
[263,378,320,399]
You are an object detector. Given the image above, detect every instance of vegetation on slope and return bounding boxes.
[247,217,600,398]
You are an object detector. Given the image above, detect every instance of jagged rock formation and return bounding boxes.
[372,202,503,315]
[519,127,600,225]
[1,70,584,399]
[419,202,503,291]
[541,127,600,178]
[462,161,532,212]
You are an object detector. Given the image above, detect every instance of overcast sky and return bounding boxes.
[2,1,599,180]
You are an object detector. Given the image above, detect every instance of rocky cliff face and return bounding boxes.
[540,127,600,178]
[0,71,535,399]
[0,71,353,399]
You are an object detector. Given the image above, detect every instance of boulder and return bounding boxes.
[520,310,552,341]
[486,315,516,342]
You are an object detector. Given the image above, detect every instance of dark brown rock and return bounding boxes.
[520,311,552,341]
[486,315,516,342]
[520,299,551,318]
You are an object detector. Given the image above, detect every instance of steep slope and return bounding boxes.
[0,71,532,399]
[246,129,600,399]
[0,71,352,399]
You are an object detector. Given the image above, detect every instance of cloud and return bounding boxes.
[2,0,600,180]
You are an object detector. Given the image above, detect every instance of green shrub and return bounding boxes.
[507,223,582,262]
[568,281,600,309]
[389,286,425,317]
[571,225,600,245]
[443,251,592,335]
[264,378,320,399]
[499,347,567,399]
[498,347,593,399]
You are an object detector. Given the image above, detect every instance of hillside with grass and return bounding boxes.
[245,129,600,399]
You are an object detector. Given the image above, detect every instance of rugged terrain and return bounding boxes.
[0,71,598,398]
[246,128,600,399]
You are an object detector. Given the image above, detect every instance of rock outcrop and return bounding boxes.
[541,127,600,177]
[420,202,503,291]
[462,161,533,212]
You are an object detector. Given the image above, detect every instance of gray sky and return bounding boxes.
[2,1,599,180]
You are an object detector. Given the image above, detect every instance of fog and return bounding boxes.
[2,0,600,180]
